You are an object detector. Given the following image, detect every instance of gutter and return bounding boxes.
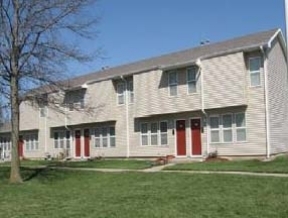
[195,59,209,156]
[120,76,130,158]
[260,46,271,159]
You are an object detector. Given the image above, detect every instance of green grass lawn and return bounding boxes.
[0,167,287,218]
[0,159,152,170]
[165,155,288,173]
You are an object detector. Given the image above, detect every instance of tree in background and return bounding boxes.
[0,0,98,183]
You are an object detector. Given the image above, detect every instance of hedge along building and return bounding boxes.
[0,28,287,160]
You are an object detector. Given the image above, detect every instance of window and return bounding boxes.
[128,80,134,103]
[141,121,168,146]
[249,57,261,87]
[150,122,158,145]
[209,113,247,143]
[117,83,125,105]
[109,127,116,147]
[102,127,108,147]
[235,113,246,142]
[168,71,178,96]
[94,126,116,148]
[187,67,198,93]
[210,117,220,143]
[160,121,168,145]
[141,123,149,146]
[65,90,86,111]
[54,131,70,149]
[25,134,39,151]
[222,114,232,142]
[94,128,101,147]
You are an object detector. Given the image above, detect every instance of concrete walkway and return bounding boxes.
[49,164,288,178]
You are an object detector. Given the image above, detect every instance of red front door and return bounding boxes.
[176,120,186,156]
[191,119,202,155]
[75,130,81,157]
[84,129,90,157]
[18,136,23,157]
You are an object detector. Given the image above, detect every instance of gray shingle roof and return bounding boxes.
[51,28,282,88]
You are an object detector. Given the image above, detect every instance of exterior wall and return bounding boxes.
[129,111,208,157]
[203,52,247,109]
[12,37,287,159]
[207,51,267,156]
[267,39,288,154]
[134,69,202,117]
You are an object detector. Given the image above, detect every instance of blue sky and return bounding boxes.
[69,0,286,76]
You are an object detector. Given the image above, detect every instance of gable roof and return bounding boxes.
[52,28,286,89]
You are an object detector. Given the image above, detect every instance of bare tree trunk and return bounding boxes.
[9,0,22,184]
[9,75,22,183]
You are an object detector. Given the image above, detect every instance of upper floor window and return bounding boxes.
[128,80,134,103]
[117,83,125,105]
[187,67,198,93]
[249,57,261,87]
[168,71,178,96]
[64,90,85,111]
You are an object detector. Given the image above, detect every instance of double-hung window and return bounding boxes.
[54,131,70,149]
[235,113,246,142]
[210,116,220,143]
[150,123,158,145]
[117,83,125,105]
[140,123,149,146]
[25,134,39,151]
[168,71,178,96]
[94,126,116,148]
[160,121,168,145]
[140,121,168,146]
[249,57,261,87]
[128,80,134,103]
[187,67,198,93]
[222,114,233,142]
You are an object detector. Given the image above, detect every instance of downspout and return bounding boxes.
[260,46,271,159]
[120,76,130,158]
[196,59,209,156]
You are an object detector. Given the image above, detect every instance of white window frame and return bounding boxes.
[150,122,158,146]
[235,113,247,142]
[168,71,178,96]
[128,80,134,104]
[160,121,168,146]
[249,57,261,87]
[54,131,70,149]
[25,133,39,151]
[187,67,198,94]
[140,121,168,146]
[222,114,233,143]
[140,123,149,146]
[117,82,125,105]
[209,116,220,143]
[94,126,116,148]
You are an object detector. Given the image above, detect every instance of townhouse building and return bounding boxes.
[1,28,288,160]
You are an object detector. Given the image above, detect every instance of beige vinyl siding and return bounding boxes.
[208,52,267,156]
[267,39,288,154]
[203,52,247,109]
[134,69,201,117]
